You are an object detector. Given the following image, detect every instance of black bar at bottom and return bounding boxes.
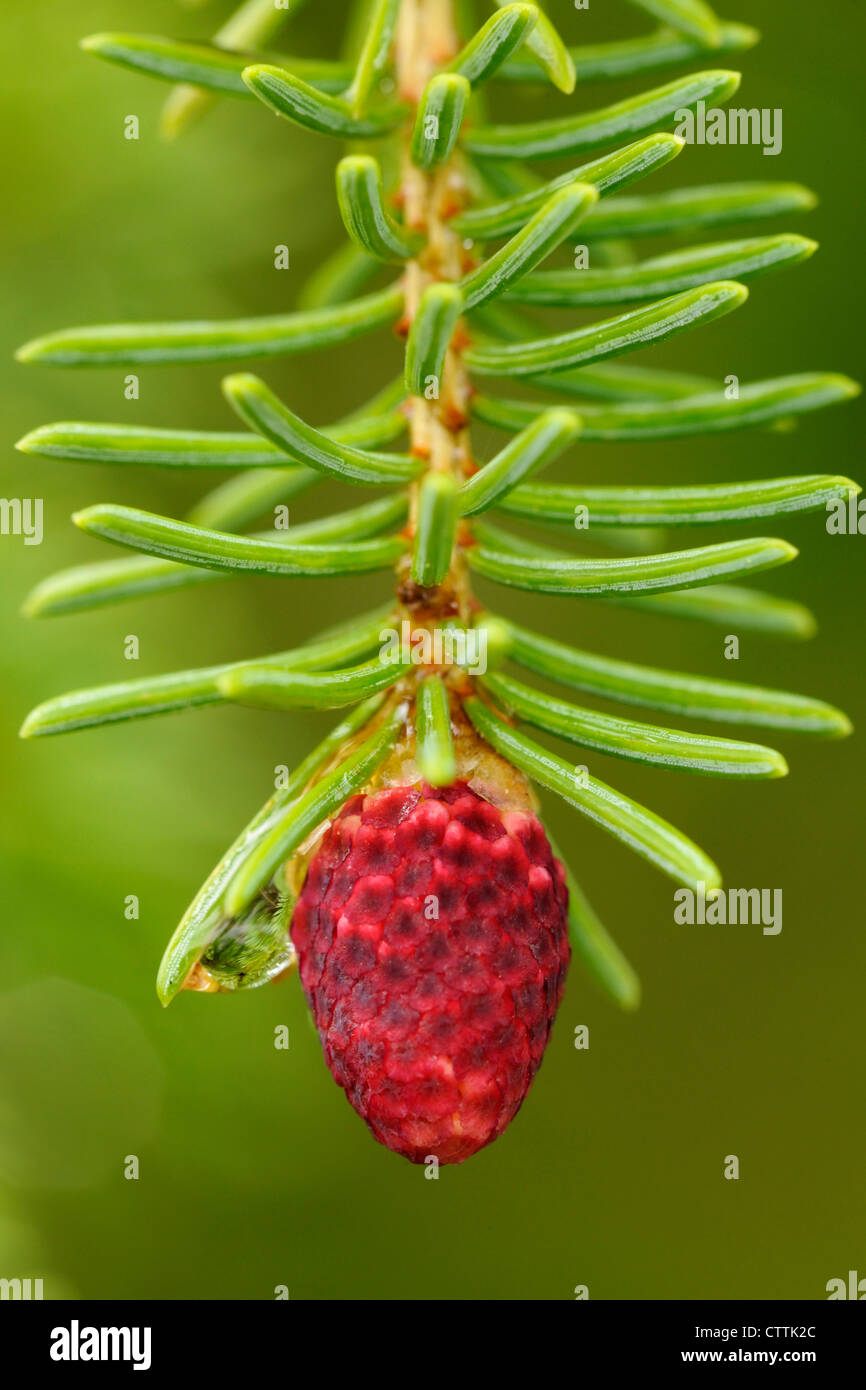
[1,1298,862,1373]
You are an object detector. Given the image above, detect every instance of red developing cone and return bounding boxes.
[290,778,570,1164]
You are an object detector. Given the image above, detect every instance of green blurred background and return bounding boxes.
[1,0,864,1300]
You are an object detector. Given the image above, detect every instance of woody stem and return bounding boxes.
[396,0,474,628]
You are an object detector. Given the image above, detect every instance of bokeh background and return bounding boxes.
[1,0,864,1300]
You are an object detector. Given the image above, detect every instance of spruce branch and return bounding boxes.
[16,0,859,1012]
